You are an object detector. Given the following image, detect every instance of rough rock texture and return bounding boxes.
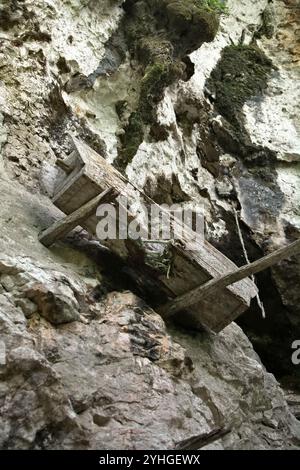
[0,176,299,448]
[125,0,300,388]
[1,0,300,449]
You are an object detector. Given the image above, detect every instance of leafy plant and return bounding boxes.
[203,0,228,14]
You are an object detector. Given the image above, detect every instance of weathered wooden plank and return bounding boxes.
[61,140,256,292]
[175,427,231,450]
[56,150,79,174]
[39,188,118,247]
[160,238,300,318]
[159,242,256,332]
[48,137,258,332]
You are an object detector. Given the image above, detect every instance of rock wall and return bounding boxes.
[0,0,300,449]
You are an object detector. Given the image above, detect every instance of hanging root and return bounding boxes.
[233,207,266,319]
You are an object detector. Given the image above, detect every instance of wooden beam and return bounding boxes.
[175,427,230,450]
[160,238,300,319]
[56,151,78,174]
[48,138,260,332]
[39,187,118,247]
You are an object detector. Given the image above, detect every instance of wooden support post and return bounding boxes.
[160,238,300,319]
[39,187,118,247]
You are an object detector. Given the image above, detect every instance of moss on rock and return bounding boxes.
[206,43,279,179]
[117,0,220,168]
[255,2,276,40]
[207,45,273,129]
[119,112,144,165]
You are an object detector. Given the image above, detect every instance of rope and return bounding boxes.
[233,208,266,319]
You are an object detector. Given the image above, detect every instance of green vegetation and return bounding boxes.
[117,0,221,168]
[205,44,277,169]
[255,3,275,39]
[119,112,144,164]
[207,45,273,129]
[139,61,184,122]
[203,0,228,14]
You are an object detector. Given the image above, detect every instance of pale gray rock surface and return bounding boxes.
[0,170,299,449]
[0,0,300,450]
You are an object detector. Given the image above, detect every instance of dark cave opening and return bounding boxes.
[237,268,300,392]
[208,215,300,393]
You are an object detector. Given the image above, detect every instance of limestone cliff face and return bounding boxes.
[0,0,300,449]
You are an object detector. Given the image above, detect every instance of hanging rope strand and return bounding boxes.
[233,207,266,319]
